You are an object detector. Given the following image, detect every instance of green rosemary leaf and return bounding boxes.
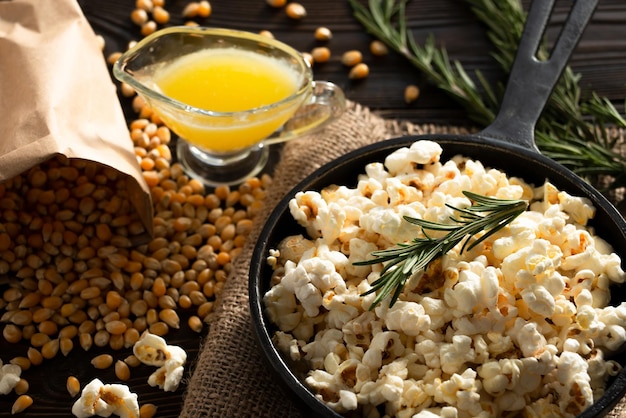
[356,191,527,309]
[348,0,626,192]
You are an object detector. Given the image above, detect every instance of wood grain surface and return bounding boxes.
[1,0,625,417]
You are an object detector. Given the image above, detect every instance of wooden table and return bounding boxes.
[1,0,625,416]
[81,0,626,126]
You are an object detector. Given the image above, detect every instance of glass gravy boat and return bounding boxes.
[114,26,345,186]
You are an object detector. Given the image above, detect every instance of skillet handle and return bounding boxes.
[478,0,598,151]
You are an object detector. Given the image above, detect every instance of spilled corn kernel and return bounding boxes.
[370,40,389,56]
[349,62,370,79]
[266,0,287,7]
[404,84,420,103]
[139,403,158,418]
[286,2,306,19]
[11,395,33,415]
[91,353,114,370]
[67,376,81,397]
[197,0,212,18]
[341,50,363,67]
[314,27,332,41]
[115,360,131,381]
[311,46,331,64]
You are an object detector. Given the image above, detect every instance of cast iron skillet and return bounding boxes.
[250,0,626,416]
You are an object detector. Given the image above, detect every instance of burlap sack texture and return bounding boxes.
[180,101,626,417]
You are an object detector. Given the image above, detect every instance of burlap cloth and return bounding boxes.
[180,101,626,417]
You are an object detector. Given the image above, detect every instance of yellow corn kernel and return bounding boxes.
[30,332,50,348]
[120,82,136,98]
[286,2,306,19]
[93,330,111,348]
[41,338,59,359]
[311,46,331,64]
[197,301,214,319]
[159,308,180,329]
[141,20,157,37]
[314,26,332,41]
[91,353,114,370]
[115,360,131,381]
[136,0,153,10]
[27,348,43,366]
[10,357,31,371]
[152,6,170,24]
[341,50,363,67]
[79,333,93,351]
[60,337,74,357]
[107,52,122,66]
[12,395,33,415]
[3,324,22,343]
[125,355,142,368]
[109,334,125,351]
[124,328,141,348]
[182,2,199,18]
[11,310,33,326]
[197,0,211,17]
[32,307,55,324]
[3,287,22,302]
[404,84,420,104]
[67,376,81,397]
[139,403,158,418]
[14,378,29,395]
[131,8,149,26]
[148,321,169,336]
[105,320,128,335]
[266,0,286,7]
[188,315,203,333]
[370,40,389,56]
[349,62,369,79]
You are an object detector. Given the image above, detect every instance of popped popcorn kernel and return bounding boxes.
[0,358,21,395]
[133,332,186,392]
[71,378,139,418]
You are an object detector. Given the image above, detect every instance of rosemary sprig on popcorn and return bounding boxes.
[349,0,626,191]
[356,191,528,309]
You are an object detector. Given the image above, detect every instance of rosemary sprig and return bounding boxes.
[356,191,528,309]
[348,0,498,126]
[349,0,626,191]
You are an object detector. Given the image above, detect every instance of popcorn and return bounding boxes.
[557,190,596,225]
[362,331,404,371]
[262,140,626,417]
[71,378,139,418]
[383,301,431,336]
[384,140,442,176]
[479,359,521,396]
[273,331,301,361]
[0,358,21,395]
[133,332,186,392]
[509,319,548,357]
[263,283,301,332]
[439,335,475,375]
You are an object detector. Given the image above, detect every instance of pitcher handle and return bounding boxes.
[263,81,346,145]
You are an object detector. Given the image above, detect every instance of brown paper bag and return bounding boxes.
[0,0,153,237]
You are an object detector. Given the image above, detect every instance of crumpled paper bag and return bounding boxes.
[0,0,153,238]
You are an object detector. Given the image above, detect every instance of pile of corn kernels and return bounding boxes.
[0,1,272,415]
[0,0,422,415]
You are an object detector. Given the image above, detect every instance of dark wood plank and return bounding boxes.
[79,0,626,127]
[1,1,625,417]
